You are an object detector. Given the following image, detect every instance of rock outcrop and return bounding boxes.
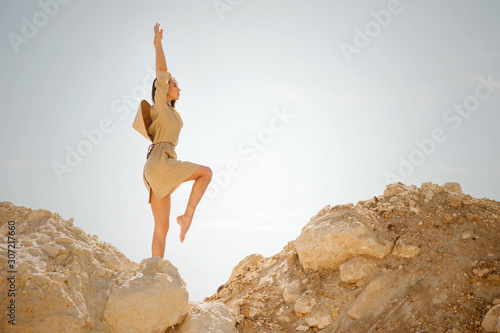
[0,202,235,333]
[206,182,500,332]
[103,257,189,332]
[482,300,500,332]
[167,301,238,333]
[295,204,394,270]
[1,181,499,332]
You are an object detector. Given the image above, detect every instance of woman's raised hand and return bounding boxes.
[153,23,163,47]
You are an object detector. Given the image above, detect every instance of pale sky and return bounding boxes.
[1,0,499,301]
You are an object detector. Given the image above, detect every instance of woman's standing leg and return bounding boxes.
[150,190,171,258]
[177,165,213,243]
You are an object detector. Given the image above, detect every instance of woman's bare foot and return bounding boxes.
[177,214,193,243]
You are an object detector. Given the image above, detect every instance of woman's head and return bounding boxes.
[151,77,181,108]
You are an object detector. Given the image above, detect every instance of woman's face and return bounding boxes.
[167,78,181,101]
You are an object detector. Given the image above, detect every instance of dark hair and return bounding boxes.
[151,78,176,109]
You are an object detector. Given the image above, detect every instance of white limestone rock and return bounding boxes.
[283,280,303,304]
[447,192,464,208]
[384,182,412,197]
[347,271,409,320]
[482,304,500,332]
[392,238,421,259]
[294,292,317,316]
[227,254,264,282]
[40,242,60,257]
[172,301,237,333]
[443,182,462,193]
[340,257,379,284]
[296,324,310,331]
[28,208,53,224]
[295,205,393,270]
[0,202,137,333]
[305,309,333,329]
[103,257,189,333]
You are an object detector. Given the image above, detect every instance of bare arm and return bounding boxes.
[151,23,172,110]
[153,23,167,73]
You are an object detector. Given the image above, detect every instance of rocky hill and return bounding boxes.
[0,181,499,332]
[205,182,500,333]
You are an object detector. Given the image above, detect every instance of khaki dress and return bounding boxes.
[143,69,200,204]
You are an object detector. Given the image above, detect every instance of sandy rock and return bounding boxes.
[40,242,60,257]
[202,182,500,332]
[482,304,500,332]
[278,314,291,323]
[347,271,409,320]
[0,222,11,237]
[424,192,434,204]
[220,288,231,299]
[171,301,237,333]
[242,271,259,284]
[28,209,53,223]
[3,271,90,332]
[35,234,51,245]
[295,293,317,316]
[304,309,332,329]
[0,203,140,333]
[3,177,500,333]
[283,280,303,304]
[103,257,189,332]
[54,236,74,244]
[228,254,264,282]
[227,302,240,317]
[443,213,454,223]
[295,205,393,270]
[443,182,462,193]
[462,230,474,239]
[473,268,490,277]
[421,182,442,192]
[258,275,273,288]
[409,206,420,214]
[339,257,378,284]
[384,182,411,197]
[248,307,262,318]
[102,252,124,271]
[447,192,464,208]
[392,238,421,258]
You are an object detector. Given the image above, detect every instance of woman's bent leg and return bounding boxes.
[150,190,171,258]
[177,165,213,243]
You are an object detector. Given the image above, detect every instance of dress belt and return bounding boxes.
[147,141,174,159]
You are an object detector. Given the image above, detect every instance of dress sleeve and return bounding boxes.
[151,69,172,119]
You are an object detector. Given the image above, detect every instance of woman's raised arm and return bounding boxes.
[151,23,172,109]
[154,23,167,73]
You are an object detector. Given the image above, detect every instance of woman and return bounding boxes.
[143,23,212,258]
